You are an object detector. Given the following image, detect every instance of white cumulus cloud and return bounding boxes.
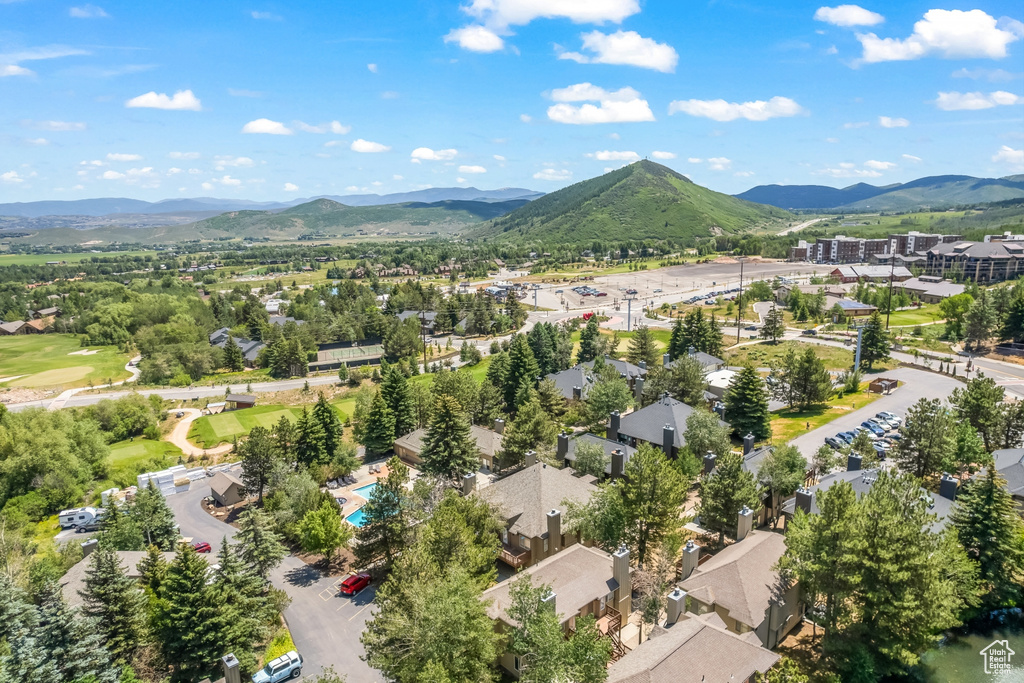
[283,182,299,191]
[992,145,1024,169]
[533,168,573,181]
[294,120,351,134]
[411,147,458,161]
[125,89,201,111]
[242,118,293,135]
[559,30,678,73]
[69,4,108,18]
[106,153,142,162]
[444,25,505,52]
[1,65,34,76]
[687,157,702,163]
[461,0,640,28]
[169,151,200,159]
[217,175,242,186]
[587,150,639,161]
[879,116,909,128]
[668,96,804,122]
[651,151,676,159]
[707,157,732,171]
[856,10,1022,63]
[547,83,654,124]
[351,139,391,153]
[1,171,24,184]
[816,166,883,178]
[101,170,125,180]
[814,5,884,27]
[935,90,1023,110]
[459,165,487,173]
[864,160,896,170]
[367,63,378,73]
[493,154,506,162]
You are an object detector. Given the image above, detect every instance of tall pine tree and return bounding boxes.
[576,316,600,364]
[420,395,479,479]
[698,452,760,544]
[363,389,397,458]
[312,392,344,457]
[381,364,416,437]
[504,334,540,409]
[79,545,149,663]
[37,581,118,683]
[724,365,771,440]
[235,506,288,580]
[295,406,328,467]
[223,335,245,372]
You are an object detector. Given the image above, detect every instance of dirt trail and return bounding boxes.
[166,408,234,458]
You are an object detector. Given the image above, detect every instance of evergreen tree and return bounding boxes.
[363,390,397,458]
[80,545,148,663]
[724,365,771,440]
[703,312,724,357]
[504,334,540,409]
[894,397,954,480]
[210,543,277,673]
[858,311,889,370]
[312,391,344,457]
[626,324,659,367]
[951,468,1024,609]
[239,425,278,504]
[760,304,786,343]
[576,316,600,364]
[355,457,410,570]
[132,481,178,550]
[37,581,118,683]
[950,373,1007,450]
[665,353,708,406]
[791,347,833,410]
[223,335,245,372]
[98,500,145,551]
[485,350,510,391]
[420,395,479,479]
[535,377,566,418]
[235,506,288,580]
[299,501,354,563]
[137,544,168,593]
[527,322,556,377]
[497,398,557,470]
[756,445,807,528]
[698,451,760,544]
[617,443,690,565]
[0,573,60,683]
[668,317,685,359]
[295,406,328,467]
[381,364,416,437]
[273,413,295,462]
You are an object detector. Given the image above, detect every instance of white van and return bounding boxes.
[58,507,104,529]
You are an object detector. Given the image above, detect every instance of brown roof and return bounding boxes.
[479,463,597,538]
[678,531,787,630]
[481,545,618,624]
[608,615,780,683]
[209,471,244,497]
[394,425,503,458]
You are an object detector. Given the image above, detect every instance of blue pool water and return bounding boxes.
[354,482,378,498]
[345,507,368,528]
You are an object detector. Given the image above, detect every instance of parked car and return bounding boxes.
[252,651,303,683]
[626,288,638,295]
[825,436,845,450]
[876,411,902,427]
[555,289,563,294]
[801,329,817,336]
[340,572,372,596]
[866,418,890,432]
[596,292,608,297]
[836,431,855,444]
[192,541,212,553]
[175,411,185,418]
[653,288,662,293]
[872,442,888,457]
[861,421,886,437]
[744,325,758,331]
[853,426,878,440]
[75,520,103,533]
[888,432,902,442]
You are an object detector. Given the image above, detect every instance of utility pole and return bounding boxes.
[735,256,746,343]
[625,293,636,332]
[884,242,897,329]
[419,306,428,371]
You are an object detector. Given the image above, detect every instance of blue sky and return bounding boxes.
[1,1,1022,202]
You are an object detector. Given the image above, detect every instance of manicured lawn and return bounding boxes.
[771,387,883,444]
[189,405,307,447]
[886,304,944,326]
[99,438,181,490]
[726,341,856,370]
[0,334,133,389]
[0,250,155,266]
[599,328,671,356]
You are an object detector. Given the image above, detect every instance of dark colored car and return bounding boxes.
[192,541,212,553]
[836,431,855,444]
[825,437,844,450]
[340,572,372,596]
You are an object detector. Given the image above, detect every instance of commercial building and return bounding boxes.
[830,265,913,283]
[889,231,961,255]
[897,276,966,303]
[925,240,1024,284]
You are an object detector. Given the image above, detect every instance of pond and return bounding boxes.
[918,626,1024,682]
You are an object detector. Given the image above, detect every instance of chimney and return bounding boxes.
[221,654,241,683]
[681,539,700,579]
[663,352,671,368]
[81,538,98,556]
[703,452,717,475]
[619,372,628,382]
[666,588,687,625]
[572,385,582,400]
[714,402,726,419]
[557,432,569,460]
[611,449,625,480]
[638,360,647,371]
[743,433,755,456]
[608,411,620,442]
[634,375,645,400]
[494,418,505,434]
[663,425,675,457]
[736,505,753,541]
[939,472,958,501]
[546,509,561,556]
[612,545,631,617]
[541,590,557,613]
[688,345,696,356]
[525,450,537,468]
[847,453,862,472]
[795,487,813,515]
[462,472,476,496]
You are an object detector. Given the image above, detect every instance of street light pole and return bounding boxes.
[735,257,746,343]
[885,244,897,330]
[626,294,636,332]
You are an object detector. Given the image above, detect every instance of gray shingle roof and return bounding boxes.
[545,364,595,400]
[678,531,788,630]
[479,463,598,538]
[617,395,721,449]
[993,448,1024,499]
[394,425,503,458]
[564,433,637,475]
[481,545,618,625]
[607,615,780,683]
[584,356,645,380]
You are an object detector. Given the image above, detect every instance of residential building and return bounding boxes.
[209,328,265,367]
[61,549,214,608]
[607,613,779,683]
[897,276,967,303]
[992,448,1024,510]
[663,348,724,374]
[677,530,803,649]
[610,394,722,458]
[557,431,637,478]
[583,356,647,394]
[830,265,913,283]
[807,235,890,264]
[225,394,257,410]
[545,364,596,401]
[832,298,878,318]
[0,320,30,335]
[482,544,631,678]
[476,460,598,569]
[787,240,810,261]
[889,231,961,255]
[705,369,738,400]
[394,423,504,470]
[984,231,1024,243]
[209,471,246,506]
[925,240,1024,284]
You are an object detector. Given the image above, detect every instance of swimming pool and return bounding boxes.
[345,507,368,528]
[354,482,378,498]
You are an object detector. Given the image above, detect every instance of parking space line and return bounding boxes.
[318,588,334,601]
[348,603,371,621]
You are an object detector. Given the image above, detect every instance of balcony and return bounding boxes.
[498,543,531,569]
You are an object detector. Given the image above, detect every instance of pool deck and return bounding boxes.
[329,458,419,521]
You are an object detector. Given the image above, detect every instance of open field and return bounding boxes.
[0,250,156,266]
[95,438,182,491]
[0,335,132,389]
[189,404,308,447]
[885,304,944,326]
[771,386,883,444]
[726,340,859,370]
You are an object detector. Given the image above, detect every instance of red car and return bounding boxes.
[339,573,372,596]
[192,541,212,553]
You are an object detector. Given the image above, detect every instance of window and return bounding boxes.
[520,535,530,549]
[543,538,548,552]
[513,656,521,671]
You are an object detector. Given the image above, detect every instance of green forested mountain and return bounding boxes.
[471,161,791,242]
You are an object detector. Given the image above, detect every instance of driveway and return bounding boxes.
[166,409,234,458]
[167,482,382,681]
[787,367,963,459]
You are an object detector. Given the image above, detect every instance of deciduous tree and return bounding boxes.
[299,501,353,563]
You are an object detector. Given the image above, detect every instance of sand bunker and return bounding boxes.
[68,349,100,356]
[0,375,28,383]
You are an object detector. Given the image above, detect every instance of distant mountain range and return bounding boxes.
[0,187,543,218]
[471,160,791,242]
[735,175,1024,211]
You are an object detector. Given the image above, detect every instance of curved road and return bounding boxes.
[166,409,234,458]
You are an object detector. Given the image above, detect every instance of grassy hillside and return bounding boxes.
[841,175,1024,211]
[472,160,792,242]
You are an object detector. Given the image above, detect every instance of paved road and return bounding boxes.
[167,482,382,682]
[778,217,829,236]
[787,366,964,459]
